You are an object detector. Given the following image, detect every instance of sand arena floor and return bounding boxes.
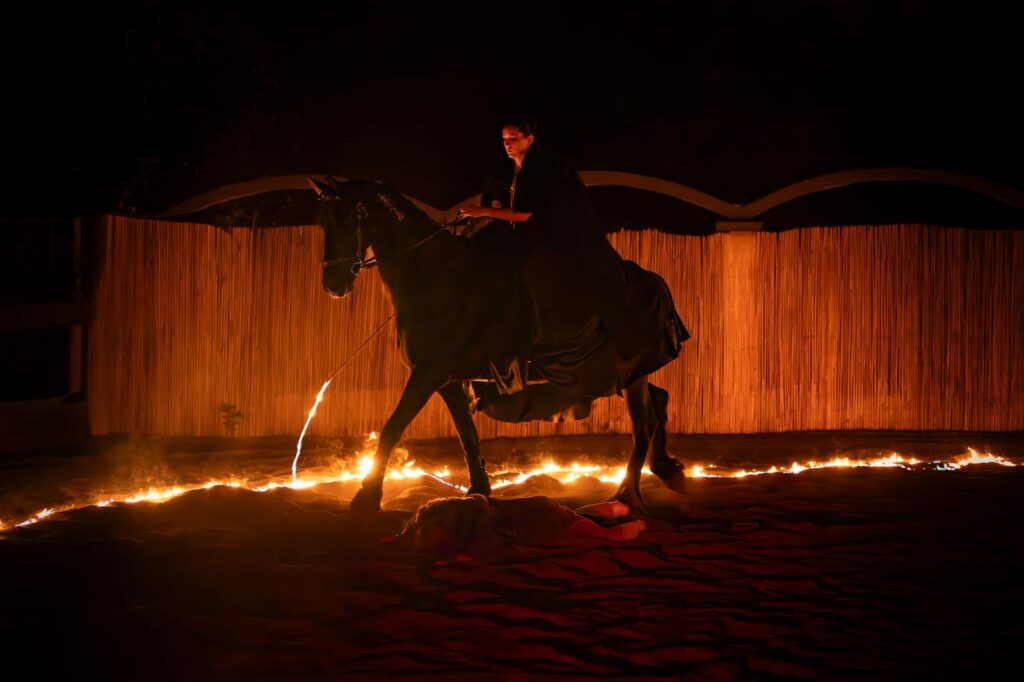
[1,432,1022,680]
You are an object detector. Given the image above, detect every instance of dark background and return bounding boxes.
[1,0,1022,219]
[1,0,1022,399]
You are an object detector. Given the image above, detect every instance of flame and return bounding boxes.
[934,447,1017,470]
[292,377,334,481]
[490,460,637,488]
[0,445,1017,534]
[689,452,925,478]
[14,507,56,528]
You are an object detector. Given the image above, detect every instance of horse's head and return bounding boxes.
[311,176,434,298]
[309,176,382,298]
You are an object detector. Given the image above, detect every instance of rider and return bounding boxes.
[457,114,598,253]
[457,115,644,399]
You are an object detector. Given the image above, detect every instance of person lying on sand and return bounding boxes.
[399,494,646,553]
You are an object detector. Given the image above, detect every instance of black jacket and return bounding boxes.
[479,143,596,250]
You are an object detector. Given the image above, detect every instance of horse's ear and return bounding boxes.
[308,176,338,200]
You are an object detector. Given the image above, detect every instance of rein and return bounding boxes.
[322,206,467,274]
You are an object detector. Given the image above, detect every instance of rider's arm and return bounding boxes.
[458,206,532,223]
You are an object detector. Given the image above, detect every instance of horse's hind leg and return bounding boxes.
[612,375,653,510]
[439,382,490,495]
[647,383,686,493]
[350,368,446,513]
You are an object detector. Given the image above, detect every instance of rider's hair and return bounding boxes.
[501,113,538,137]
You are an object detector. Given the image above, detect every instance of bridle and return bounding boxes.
[321,201,379,275]
[320,197,459,275]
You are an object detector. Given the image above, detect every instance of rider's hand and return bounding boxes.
[457,206,488,219]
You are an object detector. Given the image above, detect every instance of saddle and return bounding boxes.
[472,255,689,424]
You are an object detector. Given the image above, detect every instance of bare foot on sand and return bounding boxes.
[575,501,631,519]
[569,517,647,542]
[611,519,647,541]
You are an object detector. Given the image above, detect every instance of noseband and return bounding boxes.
[321,201,379,275]
[320,195,448,276]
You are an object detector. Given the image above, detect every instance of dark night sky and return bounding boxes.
[2,0,1022,220]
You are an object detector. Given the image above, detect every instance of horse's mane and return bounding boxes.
[355,180,437,227]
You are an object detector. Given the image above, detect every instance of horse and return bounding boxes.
[309,176,688,513]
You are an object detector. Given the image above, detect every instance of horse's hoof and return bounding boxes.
[651,456,687,493]
[349,486,383,514]
[466,470,491,497]
[610,484,646,515]
[613,496,648,517]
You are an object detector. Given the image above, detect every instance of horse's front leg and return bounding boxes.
[613,375,653,511]
[439,382,490,495]
[646,383,685,493]
[350,368,447,513]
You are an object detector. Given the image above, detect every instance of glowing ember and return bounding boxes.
[0,446,1017,534]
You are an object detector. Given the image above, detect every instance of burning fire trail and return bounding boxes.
[291,313,397,482]
[293,377,333,481]
[0,446,1017,534]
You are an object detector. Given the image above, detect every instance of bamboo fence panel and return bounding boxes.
[88,216,1024,437]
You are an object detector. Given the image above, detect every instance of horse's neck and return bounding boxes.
[374,214,442,272]
[374,215,456,302]
[375,214,438,257]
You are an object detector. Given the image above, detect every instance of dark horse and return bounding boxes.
[310,177,688,513]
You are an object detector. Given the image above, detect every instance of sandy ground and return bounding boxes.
[1,433,1023,680]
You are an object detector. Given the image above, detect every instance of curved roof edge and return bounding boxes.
[161,175,446,223]
[162,169,1024,229]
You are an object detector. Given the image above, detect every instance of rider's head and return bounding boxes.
[501,113,537,162]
